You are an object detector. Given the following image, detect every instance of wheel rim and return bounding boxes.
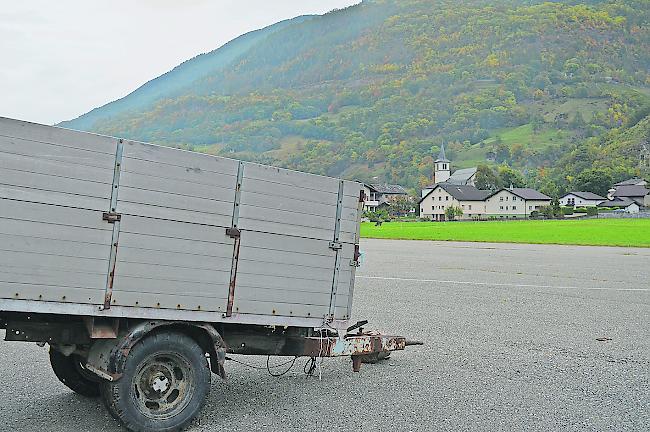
[131,352,196,420]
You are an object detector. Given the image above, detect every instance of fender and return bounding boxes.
[85,320,227,381]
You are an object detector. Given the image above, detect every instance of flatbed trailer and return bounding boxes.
[0,117,419,432]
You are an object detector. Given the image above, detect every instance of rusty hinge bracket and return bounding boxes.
[102,212,121,223]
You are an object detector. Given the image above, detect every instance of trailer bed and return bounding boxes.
[0,117,363,329]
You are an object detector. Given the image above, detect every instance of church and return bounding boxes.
[420,144,478,198]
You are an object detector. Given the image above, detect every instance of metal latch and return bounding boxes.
[226,227,241,238]
[102,212,121,223]
[329,241,342,250]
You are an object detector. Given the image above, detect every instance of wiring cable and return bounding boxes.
[225,355,297,377]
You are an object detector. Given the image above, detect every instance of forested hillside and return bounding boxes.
[61,0,650,194]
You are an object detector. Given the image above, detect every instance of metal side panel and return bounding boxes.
[237,162,346,241]
[117,140,238,226]
[0,117,117,155]
[0,202,113,304]
[109,215,234,312]
[0,132,116,211]
[232,230,354,318]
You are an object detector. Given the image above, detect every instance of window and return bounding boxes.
[438,196,442,201]
[500,206,504,210]
[500,197,504,202]
[513,197,517,201]
[445,196,449,201]
[529,206,532,210]
[506,196,509,201]
[469,205,472,210]
[432,206,435,211]
[512,206,517,210]
[506,206,509,210]
[462,205,465,209]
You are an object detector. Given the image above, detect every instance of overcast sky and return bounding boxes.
[0,1,359,125]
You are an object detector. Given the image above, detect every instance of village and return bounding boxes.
[362,145,650,222]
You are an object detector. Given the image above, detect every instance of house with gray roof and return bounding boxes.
[611,185,650,208]
[419,183,491,221]
[559,191,606,207]
[613,178,647,187]
[362,183,408,212]
[597,197,640,213]
[447,167,478,186]
[419,184,551,221]
[484,188,552,219]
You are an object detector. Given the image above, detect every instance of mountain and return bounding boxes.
[61,0,650,193]
[64,15,315,131]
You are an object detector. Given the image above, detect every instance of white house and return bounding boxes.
[419,184,491,221]
[559,191,606,207]
[484,188,552,219]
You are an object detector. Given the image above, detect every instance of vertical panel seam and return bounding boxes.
[102,139,123,310]
[328,180,345,319]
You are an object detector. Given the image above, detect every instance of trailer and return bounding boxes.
[0,117,420,431]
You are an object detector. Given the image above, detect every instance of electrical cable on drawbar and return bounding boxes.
[225,355,298,377]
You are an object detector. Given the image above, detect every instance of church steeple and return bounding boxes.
[434,144,451,183]
[436,143,449,162]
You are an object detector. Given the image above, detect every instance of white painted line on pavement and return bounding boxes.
[356,275,649,292]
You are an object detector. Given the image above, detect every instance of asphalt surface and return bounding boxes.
[1,239,648,431]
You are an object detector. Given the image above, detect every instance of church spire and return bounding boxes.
[436,143,449,162]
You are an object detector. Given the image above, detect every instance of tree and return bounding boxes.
[474,164,499,190]
[388,196,415,217]
[495,143,511,163]
[573,168,613,196]
[538,198,562,219]
[497,165,526,188]
[445,206,464,221]
[364,208,390,225]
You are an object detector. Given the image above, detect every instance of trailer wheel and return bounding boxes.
[100,331,211,432]
[49,348,101,397]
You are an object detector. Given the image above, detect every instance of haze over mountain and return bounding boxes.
[61,0,650,195]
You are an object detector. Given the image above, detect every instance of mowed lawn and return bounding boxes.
[360,219,650,248]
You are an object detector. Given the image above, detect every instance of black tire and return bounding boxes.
[49,348,101,397]
[100,332,211,432]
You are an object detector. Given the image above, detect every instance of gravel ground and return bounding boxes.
[0,239,648,432]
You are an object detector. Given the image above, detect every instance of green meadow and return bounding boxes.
[360,219,650,248]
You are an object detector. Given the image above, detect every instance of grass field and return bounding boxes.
[360,219,650,248]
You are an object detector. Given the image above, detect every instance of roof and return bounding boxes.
[598,197,637,208]
[435,144,449,162]
[421,183,491,202]
[563,191,606,201]
[508,188,551,201]
[614,178,646,186]
[368,183,407,195]
[612,185,649,198]
[447,167,477,185]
